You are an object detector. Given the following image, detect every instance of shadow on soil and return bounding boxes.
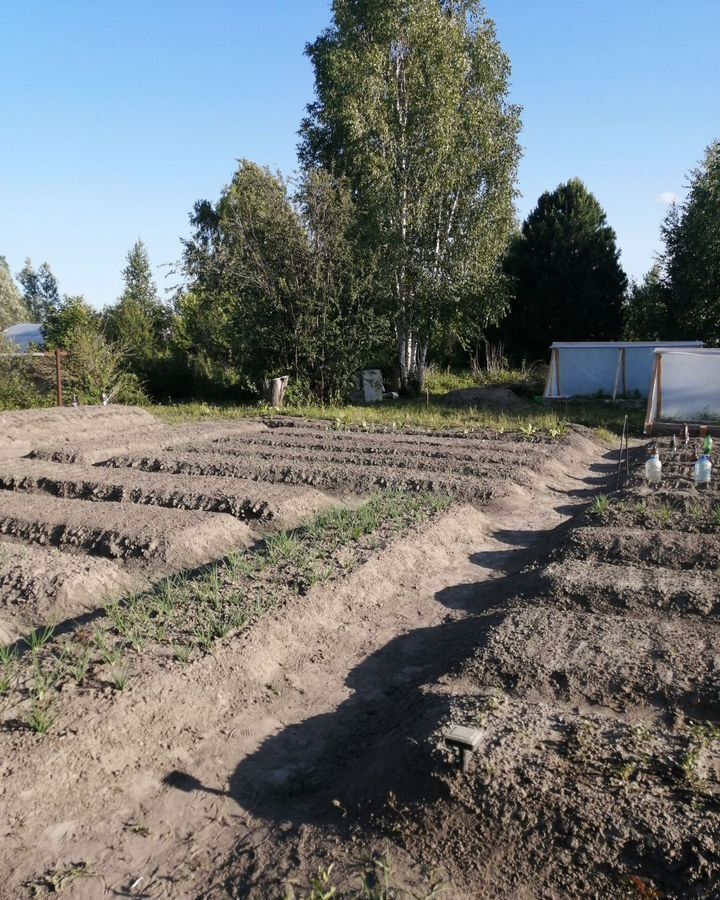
[158,445,623,894]
[167,581,509,897]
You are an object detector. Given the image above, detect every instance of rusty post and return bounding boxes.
[55,348,63,407]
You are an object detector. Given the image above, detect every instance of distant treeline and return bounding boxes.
[1,1,718,407]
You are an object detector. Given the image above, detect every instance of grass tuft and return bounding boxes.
[590,494,610,517]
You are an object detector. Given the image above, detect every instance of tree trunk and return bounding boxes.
[484,340,504,373]
[263,375,289,408]
[397,328,427,395]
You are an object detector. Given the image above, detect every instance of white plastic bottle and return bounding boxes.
[645,453,662,485]
[694,455,712,487]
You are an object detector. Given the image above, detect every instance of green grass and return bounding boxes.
[151,397,564,434]
[150,364,646,438]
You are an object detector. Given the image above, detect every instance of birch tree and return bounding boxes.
[301,0,520,392]
[0,256,29,332]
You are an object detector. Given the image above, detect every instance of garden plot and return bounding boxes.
[389,436,720,899]
[102,423,565,500]
[205,423,558,463]
[197,435,720,898]
[103,448,498,500]
[0,409,630,898]
[175,436,545,484]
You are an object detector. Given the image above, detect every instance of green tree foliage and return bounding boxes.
[64,330,148,405]
[503,179,627,362]
[0,256,30,332]
[16,259,60,322]
[43,295,100,349]
[301,0,521,392]
[661,141,720,343]
[180,160,389,402]
[104,240,171,383]
[623,264,671,340]
[296,168,389,400]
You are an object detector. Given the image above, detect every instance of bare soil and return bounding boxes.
[0,491,253,565]
[4,408,714,899]
[0,543,137,643]
[439,386,533,411]
[0,406,166,461]
[103,449,500,501]
[0,458,334,526]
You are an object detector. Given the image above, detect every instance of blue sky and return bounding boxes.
[1,0,718,309]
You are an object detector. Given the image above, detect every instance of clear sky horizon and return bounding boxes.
[1,0,718,311]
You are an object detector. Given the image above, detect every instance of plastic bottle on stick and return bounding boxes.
[645,451,662,485]
[694,455,712,488]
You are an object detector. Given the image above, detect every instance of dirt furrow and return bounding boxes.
[542,558,720,617]
[174,439,536,482]
[204,428,554,463]
[0,459,334,526]
[0,492,252,565]
[265,418,555,445]
[102,451,498,501]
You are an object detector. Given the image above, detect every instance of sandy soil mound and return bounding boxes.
[0,491,252,565]
[0,542,137,642]
[439,385,532,411]
[0,405,167,460]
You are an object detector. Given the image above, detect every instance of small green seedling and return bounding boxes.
[26,700,56,734]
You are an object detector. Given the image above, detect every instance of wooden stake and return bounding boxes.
[644,354,660,434]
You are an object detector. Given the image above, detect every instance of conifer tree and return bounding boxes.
[504,179,627,361]
[662,141,720,343]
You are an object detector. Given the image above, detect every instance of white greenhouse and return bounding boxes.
[543,341,704,400]
[1,323,44,352]
[645,348,720,433]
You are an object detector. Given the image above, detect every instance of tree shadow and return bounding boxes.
[164,574,511,830]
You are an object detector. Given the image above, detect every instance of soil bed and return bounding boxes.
[0,458,333,525]
[0,492,251,565]
[103,450,499,501]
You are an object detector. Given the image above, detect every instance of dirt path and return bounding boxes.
[0,434,615,898]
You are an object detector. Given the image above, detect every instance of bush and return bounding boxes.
[63,331,148,405]
[0,349,55,411]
